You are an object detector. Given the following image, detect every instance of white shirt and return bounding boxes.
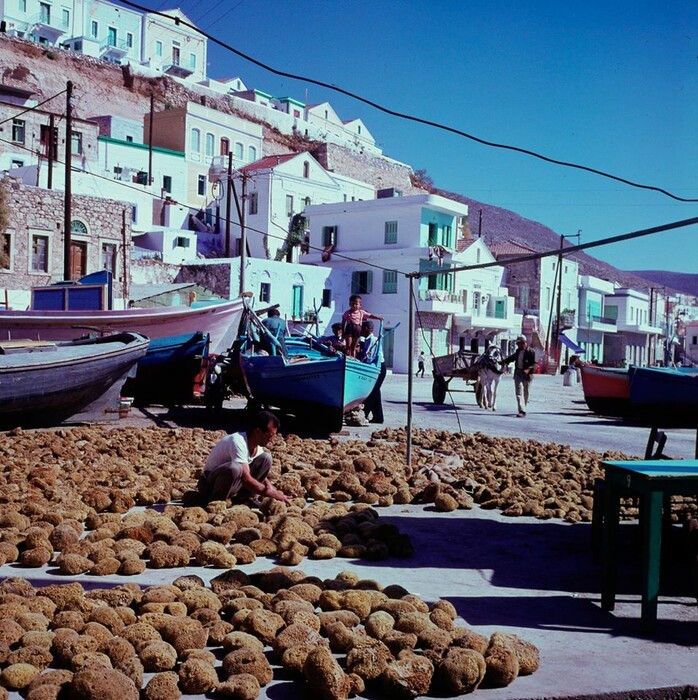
[203,432,263,475]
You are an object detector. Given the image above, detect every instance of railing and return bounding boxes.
[101,36,131,53]
[28,12,67,30]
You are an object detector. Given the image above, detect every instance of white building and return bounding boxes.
[204,151,375,261]
[577,275,618,364]
[603,288,664,367]
[141,7,206,82]
[302,194,520,373]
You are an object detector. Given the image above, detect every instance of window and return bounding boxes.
[31,235,49,272]
[220,137,230,156]
[248,192,258,215]
[303,197,311,207]
[62,9,69,27]
[205,132,214,158]
[248,145,257,162]
[18,0,27,12]
[11,159,24,168]
[39,2,50,22]
[126,32,133,48]
[197,174,206,196]
[70,131,82,155]
[382,270,397,294]
[321,289,331,307]
[175,237,190,248]
[292,285,303,318]
[126,135,133,143]
[162,175,172,193]
[384,220,398,244]
[70,220,88,234]
[102,243,117,274]
[442,224,452,248]
[322,226,337,247]
[303,161,310,178]
[259,282,271,303]
[190,128,201,153]
[427,223,437,246]
[131,205,138,224]
[90,20,98,38]
[1,233,11,270]
[351,271,373,295]
[285,195,294,217]
[11,119,25,144]
[155,40,163,57]
[189,53,196,69]
[172,45,180,66]
[107,27,117,46]
[234,142,244,161]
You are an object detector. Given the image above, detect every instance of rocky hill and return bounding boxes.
[0,36,671,293]
[627,270,698,297]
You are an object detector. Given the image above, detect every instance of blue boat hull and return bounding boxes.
[123,331,209,406]
[628,366,698,427]
[240,346,380,431]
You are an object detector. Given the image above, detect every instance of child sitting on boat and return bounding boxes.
[341,294,382,358]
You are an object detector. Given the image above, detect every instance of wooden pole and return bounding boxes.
[47,113,54,190]
[63,80,73,282]
[147,93,154,186]
[406,275,415,467]
[225,152,232,257]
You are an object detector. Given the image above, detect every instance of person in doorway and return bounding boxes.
[360,321,387,424]
[416,351,426,378]
[503,335,538,417]
[196,410,291,506]
[341,294,382,358]
[261,308,287,356]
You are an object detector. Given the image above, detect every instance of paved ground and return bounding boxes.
[3,372,697,698]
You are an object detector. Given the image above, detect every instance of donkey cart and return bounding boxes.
[431,350,482,404]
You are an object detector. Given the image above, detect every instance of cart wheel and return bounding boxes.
[432,377,447,405]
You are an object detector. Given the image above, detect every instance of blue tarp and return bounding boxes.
[559,333,585,354]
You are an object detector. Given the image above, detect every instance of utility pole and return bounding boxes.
[47,113,55,190]
[225,152,232,257]
[552,230,581,370]
[63,80,73,281]
[406,274,415,467]
[147,93,154,186]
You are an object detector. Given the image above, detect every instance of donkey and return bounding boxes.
[474,347,508,410]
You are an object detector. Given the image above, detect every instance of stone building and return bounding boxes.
[0,177,131,309]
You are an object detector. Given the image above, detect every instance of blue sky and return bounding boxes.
[130,0,697,273]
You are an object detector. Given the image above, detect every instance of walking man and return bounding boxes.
[503,335,537,417]
[416,351,426,378]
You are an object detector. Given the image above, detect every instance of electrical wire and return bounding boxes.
[116,0,698,204]
[0,89,69,127]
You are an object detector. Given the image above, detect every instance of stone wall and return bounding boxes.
[1,177,131,307]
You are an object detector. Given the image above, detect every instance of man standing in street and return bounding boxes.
[503,335,537,417]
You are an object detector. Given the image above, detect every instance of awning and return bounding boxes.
[559,333,585,354]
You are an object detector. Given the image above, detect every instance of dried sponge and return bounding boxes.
[221,648,273,686]
[303,646,353,700]
[142,671,181,700]
[433,647,486,694]
[177,658,218,694]
[68,667,139,700]
[381,653,434,700]
[1,662,41,689]
[217,673,260,700]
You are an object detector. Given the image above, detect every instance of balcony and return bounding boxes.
[163,62,194,78]
[28,13,67,43]
[417,289,463,313]
[579,314,617,333]
[100,37,130,61]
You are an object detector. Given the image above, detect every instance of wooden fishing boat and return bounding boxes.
[579,365,630,417]
[122,331,210,406]
[237,315,380,432]
[628,366,698,427]
[0,298,243,354]
[0,332,149,428]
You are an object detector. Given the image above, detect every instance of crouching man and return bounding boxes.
[197,409,291,506]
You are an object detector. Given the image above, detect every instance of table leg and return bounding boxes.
[601,478,621,610]
[640,490,663,634]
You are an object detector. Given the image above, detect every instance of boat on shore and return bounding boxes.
[237,312,380,432]
[579,365,630,417]
[0,332,150,428]
[580,364,698,426]
[0,298,244,354]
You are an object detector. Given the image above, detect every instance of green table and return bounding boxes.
[600,459,698,633]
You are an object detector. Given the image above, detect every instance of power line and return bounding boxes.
[0,89,69,127]
[117,0,697,203]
